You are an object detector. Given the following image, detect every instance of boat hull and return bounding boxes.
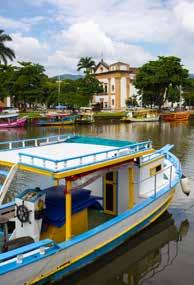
[122,117,159,123]
[161,111,190,121]
[0,188,175,285]
[37,120,75,126]
[0,118,26,128]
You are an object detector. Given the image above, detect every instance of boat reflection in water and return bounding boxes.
[59,212,189,285]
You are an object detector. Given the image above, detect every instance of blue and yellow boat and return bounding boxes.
[36,113,76,126]
[0,134,186,284]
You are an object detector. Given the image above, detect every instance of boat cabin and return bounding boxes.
[0,135,176,247]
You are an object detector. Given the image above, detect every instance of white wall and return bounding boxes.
[120,65,128,70]
[117,168,129,214]
[94,95,109,103]
[121,77,127,108]
[88,177,103,196]
[130,82,138,97]
[110,78,115,93]
[95,65,109,74]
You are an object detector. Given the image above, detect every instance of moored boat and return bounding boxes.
[122,110,160,123]
[36,113,76,126]
[76,112,94,124]
[0,134,186,285]
[161,110,190,122]
[0,113,27,128]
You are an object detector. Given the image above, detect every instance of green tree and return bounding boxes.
[182,78,194,106]
[0,30,15,65]
[0,64,15,101]
[11,62,48,110]
[134,56,189,109]
[77,57,96,75]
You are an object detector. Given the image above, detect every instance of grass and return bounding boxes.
[94,111,126,117]
[19,112,42,119]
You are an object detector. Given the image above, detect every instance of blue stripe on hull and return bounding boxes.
[36,200,169,285]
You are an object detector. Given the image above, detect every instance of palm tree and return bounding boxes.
[77,57,96,75]
[0,30,15,65]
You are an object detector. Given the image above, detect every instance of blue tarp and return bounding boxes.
[43,186,102,227]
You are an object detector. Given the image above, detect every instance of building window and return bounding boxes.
[100,67,103,72]
[104,102,108,108]
[104,85,108,93]
[112,99,114,106]
[112,85,114,92]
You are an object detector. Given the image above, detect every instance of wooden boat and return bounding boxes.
[37,113,76,126]
[122,110,160,123]
[0,113,27,128]
[76,113,94,124]
[161,111,190,122]
[0,134,185,285]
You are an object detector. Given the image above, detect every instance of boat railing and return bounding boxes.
[0,239,54,265]
[0,134,74,151]
[18,140,152,172]
[140,144,174,164]
[139,150,182,199]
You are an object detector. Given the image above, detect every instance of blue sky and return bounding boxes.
[1,0,194,75]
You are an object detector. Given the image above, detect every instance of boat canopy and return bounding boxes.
[0,113,18,119]
[0,134,153,179]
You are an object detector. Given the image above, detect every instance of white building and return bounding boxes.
[93,60,138,110]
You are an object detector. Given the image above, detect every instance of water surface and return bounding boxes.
[1,120,194,285]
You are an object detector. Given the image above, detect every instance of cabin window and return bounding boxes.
[150,164,162,176]
[105,184,114,211]
[106,172,114,181]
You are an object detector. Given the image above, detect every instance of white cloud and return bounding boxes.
[5,0,194,73]
[46,20,153,75]
[8,33,49,64]
[0,16,30,32]
[174,1,194,34]
[0,15,46,32]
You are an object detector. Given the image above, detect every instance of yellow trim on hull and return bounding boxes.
[27,190,175,284]
[0,160,14,167]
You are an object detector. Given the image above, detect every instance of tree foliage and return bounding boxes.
[0,58,103,109]
[182,78,194,106]
[0,30,15,65]
[77,57,96,75]
[134,56,189,109]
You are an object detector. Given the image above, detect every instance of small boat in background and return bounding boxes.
[0,113,27,128]
[161,110,190,122]
[121,109,160,123]
[37,113,76,126]
[76,112,94,124]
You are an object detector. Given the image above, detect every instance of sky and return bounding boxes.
[1,0,194,76]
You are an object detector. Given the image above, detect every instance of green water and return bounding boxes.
[1,120,194,285]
